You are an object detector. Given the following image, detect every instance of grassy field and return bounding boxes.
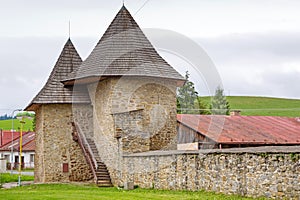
[200,96,300,117]
[0,183,266,200]
[0,96,298,131]
[0,118,33,131]
[0,173,34,184]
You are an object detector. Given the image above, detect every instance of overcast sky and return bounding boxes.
[0,0,300,115]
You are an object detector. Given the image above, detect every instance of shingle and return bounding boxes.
[62,6,185,84]
[25,39,90,111]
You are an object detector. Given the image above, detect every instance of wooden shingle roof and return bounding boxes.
[62,6,185,85]
[25,39,90,111]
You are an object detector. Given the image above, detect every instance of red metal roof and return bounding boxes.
[22,138,35,151]
[177,114,300,145]
[0,131,21,146]
[0,132,35,151]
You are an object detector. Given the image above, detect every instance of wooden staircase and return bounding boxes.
[72,122,112,187]
[86,138,112,186]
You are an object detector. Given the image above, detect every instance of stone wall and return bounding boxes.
[34,104,93,183]
[89,77,178,185]
[121,146,300,199]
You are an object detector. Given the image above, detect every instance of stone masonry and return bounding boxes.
[34,104,93,182]
[87,76,178,185]
[121,147,300,199]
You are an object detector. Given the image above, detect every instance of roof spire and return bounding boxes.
[61,5,185,85]
[68,20,71,39]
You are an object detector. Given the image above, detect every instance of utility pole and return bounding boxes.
[18,120,25,186]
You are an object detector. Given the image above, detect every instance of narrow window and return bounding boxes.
[30,154,34,163]
[62,163,69,173]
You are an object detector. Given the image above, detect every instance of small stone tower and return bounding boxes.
[25,39,93,182]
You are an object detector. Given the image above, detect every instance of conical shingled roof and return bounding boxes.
[63,6,185,85]
[25,39,90,111]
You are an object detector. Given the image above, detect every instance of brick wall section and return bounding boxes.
[90,77,178,185]
[122,147,300,199]
[34,104,93,183]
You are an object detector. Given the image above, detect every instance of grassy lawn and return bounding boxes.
[200,96,300,117]
[0,118,33,131]
[0,173,34,184]
[0,183,266,200]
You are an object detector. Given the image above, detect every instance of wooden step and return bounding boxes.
[97,180,113,187]
[97,177,111,181]
[97,172,110,176]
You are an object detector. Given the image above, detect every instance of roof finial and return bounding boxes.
[68,20,71,38]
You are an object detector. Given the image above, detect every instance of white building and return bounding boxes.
[0,131,35,169]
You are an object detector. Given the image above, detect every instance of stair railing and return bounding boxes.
[72,122,98,183]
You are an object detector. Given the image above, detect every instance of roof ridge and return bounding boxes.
[97,5,140,44]
[25,39,90,111]
[0,131,33,149]
[22,134,35,148]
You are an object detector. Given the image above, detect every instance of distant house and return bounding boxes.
[177,114,300,149]
[0,130,21,146]
[0,131,35,169]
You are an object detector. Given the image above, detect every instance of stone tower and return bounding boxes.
[62,6,185,185]
[26,6,184,185]
[25,39,93,182]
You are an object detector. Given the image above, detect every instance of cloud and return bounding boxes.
[262,70,300,98]
[1,30,299,116]
[194,32,300,98]
[0,36,97,114]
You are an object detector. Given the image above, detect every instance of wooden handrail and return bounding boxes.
[72,122,98,183]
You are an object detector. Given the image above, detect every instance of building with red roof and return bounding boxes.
[177,114,300,149]
[0,130,21,146]
[0,131,35,169]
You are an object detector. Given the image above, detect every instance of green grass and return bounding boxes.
[0,173,34,184]
[0,183,266,200]
[0,118,33,131]
[200,96,300,117]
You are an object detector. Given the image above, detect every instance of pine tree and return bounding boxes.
[210,86,230,115]
[177,71,207,114]
[196,97,211,115]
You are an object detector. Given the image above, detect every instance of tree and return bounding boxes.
[210,86,230,115]
[177,71,207,114]
[16,111,35,118]
[196,97,211,115]
[15,111,36,131]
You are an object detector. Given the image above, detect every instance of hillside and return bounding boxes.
[0,118,33,131]
[0,97,299,131]
[200,96,300,117]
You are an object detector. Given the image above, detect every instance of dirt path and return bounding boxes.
[2,181,33,189]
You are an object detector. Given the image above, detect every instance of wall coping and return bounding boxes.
[123,146,300,157]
